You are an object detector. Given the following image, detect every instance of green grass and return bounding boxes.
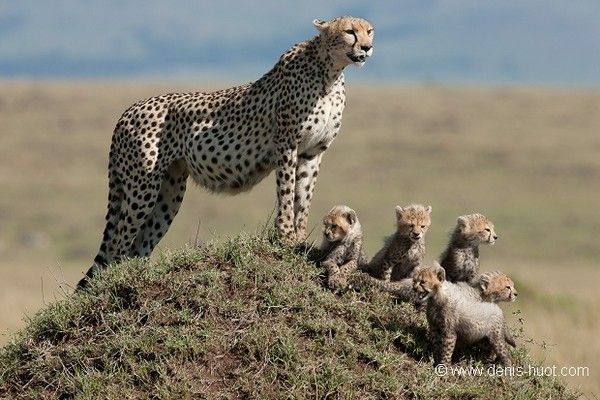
[0,231,577,399]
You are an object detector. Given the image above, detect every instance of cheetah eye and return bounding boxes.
[420,225,426,229]
[506,286,511,290]
[410,224,415,228]
[367,29,373,35]
[485,228,491,232]
[344,29,355,35]
[331,224,337,230]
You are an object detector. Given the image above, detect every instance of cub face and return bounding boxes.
[479,271,518,302]
[456,213,498,245]
[412,263,445,303]
[322,205,358,243]
[395,204,432,242]
[313,16,374,67]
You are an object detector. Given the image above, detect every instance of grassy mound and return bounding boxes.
[0,232,576,399]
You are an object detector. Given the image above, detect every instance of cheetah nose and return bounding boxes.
[361,45,372,52]
[493,235,498,240]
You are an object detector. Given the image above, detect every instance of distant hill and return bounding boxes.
[0,231,577,399]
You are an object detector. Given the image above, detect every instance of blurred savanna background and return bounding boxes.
[0,1,598,397]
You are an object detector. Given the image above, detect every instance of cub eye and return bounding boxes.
[485,228,491,232]
[410,224,415,228]
[506,286,511,290]
[344,29,354,35]
[420,225,426,228]
[367,28,373,34]
[331,224,337,230]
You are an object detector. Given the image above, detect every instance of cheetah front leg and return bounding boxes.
[293,153,323,242]
[275,145,298,244]
[435,331,457,366]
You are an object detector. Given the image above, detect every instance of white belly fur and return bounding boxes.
[298,95,342,156]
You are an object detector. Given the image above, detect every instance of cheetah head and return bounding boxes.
[322,205,359,243]
[313,16,374,67]
[395,204,432,242]
[412,263,446,303]
[479,271,518,303]
[456,213,498,245]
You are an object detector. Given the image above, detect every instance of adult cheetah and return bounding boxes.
[78,16,374,288]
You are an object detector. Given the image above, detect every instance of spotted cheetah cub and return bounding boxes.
[439,213,498,284]
[320,205,368,291]
[475,270,518,303]
[366,204,431,281]
[413,263,513,366]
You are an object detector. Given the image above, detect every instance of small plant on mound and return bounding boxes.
[0,231,577,399]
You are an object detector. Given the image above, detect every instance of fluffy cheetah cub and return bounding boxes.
[320,205,368,291]
[467,270,518,357]
[366,204,431,281]
[439,213,498,284]
[475,270,518,303]
[413,263,513,366]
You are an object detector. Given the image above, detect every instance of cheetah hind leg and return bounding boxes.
[80,168,164,289]
[77,165,123,290]
[489,330,512,367]
[132,160,189,257]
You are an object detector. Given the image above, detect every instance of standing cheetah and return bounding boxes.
[78,16,374,288]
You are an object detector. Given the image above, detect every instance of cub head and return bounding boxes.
[395,204,432,242]
[322,205,359,243]
[478,271,518,302]
[455,213,498,245]
[313,16,374,67]
[412,263,446,303]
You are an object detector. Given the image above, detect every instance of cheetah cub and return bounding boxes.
[439,213,498,284]
[366,204,431,281]
[413,263,513,366]
[320,205,368,291]
[474,270,518,303]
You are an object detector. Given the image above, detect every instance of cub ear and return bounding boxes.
[410,265,421,277]
[313,18,329,32]
[457,216,469,227]
[395,205,404,218]
[425,205,432,214]
[479,279,489,292]
[345,209,357,225]
[432,262,446,282]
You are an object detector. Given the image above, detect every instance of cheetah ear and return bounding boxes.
[410,265,424,278]
[425,205,432,214]
[476,271,488,292]
[457,216,469,227]
[345,209,357,225]
[433,262,446,282]
[395,205,404,218]
[479,278,489,292]
[313,19,329,32]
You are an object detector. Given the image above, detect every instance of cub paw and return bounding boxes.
[328,273,348,292]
